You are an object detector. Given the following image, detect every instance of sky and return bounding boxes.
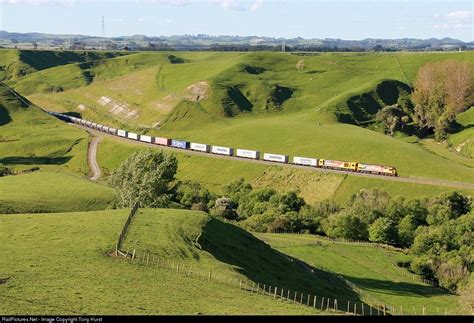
[0,0,473,41]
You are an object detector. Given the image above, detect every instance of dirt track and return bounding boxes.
[86,131,101,181]
[74,124,474,190]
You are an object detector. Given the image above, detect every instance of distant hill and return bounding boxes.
[0,30,472,51]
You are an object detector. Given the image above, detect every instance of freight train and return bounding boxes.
[49,112,398,177]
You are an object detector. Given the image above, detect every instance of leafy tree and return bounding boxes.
[272,191,305,213]
[376,105,405,136]
[412,60,474,141]
[210,197,237,220]
[174,180,216,211]
[108,149,178,208]
[368,217,398,245]
[223,178,252,205]
[397,214,418,248]
[0,166,12,177]
[426,192,471,225]
[322,211,369,240]
[346,189,390,224]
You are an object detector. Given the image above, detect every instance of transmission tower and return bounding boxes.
[100,16,105,50]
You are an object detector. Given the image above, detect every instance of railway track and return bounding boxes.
[71,124,474,191]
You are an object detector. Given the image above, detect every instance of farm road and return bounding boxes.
[87,131,102,181]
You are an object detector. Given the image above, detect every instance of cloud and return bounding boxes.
[446,10,473,23]
[433,24,449,30]
[250,0,263,12]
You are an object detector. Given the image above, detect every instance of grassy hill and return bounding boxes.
[15,51,473,183]
[253,233,467,315]
[0,208,333,315]
[0,82,114,213]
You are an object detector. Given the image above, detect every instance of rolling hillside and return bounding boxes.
[0,208,335,315]
[12,50,473,183]
[0,82,114,213]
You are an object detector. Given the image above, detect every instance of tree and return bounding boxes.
[368,217,398,245]
[322,211,369,240]
[346,189,391,224]
[108,149,178,208]
[375,105,405,136]
[210,197,237,220]
[412,60,474,141]
[397,214,418,247]
[174,180,215,211]
[296,59,305,72]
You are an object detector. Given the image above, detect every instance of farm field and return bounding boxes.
[0,208,332,315]
[253,233,467,315]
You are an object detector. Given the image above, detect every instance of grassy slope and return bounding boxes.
[122,208,360,304]
[97,136,474,203]
[20,51,474,182]
[0,171,114,213]
[254,233,465,315]
[0,209,323,315]
[0,83,114,213]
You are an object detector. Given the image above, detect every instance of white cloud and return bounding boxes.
[446,10,473,23]
[433,24,449,30]
[137,17,146,22]
[250,0,263,12]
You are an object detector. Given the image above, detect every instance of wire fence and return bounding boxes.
[115,247,456,316]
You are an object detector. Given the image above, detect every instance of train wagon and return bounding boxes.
[318,159,357,171]
[190,143,210,152]
[140,135,152,143]
[102,126,109,133]
[154,137,171,146]
[108,127,117,135]
[91,122,97,129]
[357,163,397,176]
[293,156,318,167]
[211,145,233,156]
[80,119,87,126]
[85,121,92,127]
[236,149,260,159]
[128,132,139,140]
[96,124,104,131]
[263,153,289,163]
[117,129,127,137]
[171,139,189,149]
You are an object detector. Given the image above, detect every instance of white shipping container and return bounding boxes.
[236,149,259,159]
[211,146,233,156]
[91,123,97,129]
[128,132,138,140]
[263,153,288,163]
[102,126,109,133]
[97,124,103,130]
[117,129,127,137]
[140,135,152,143]
[293,156,317,167]
[190,143,210,152]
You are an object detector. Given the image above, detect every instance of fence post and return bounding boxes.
[208,270,211,282]
[300,292,303,304]
[313,296,317,308]
[422,307,425,315]
[280,288,283,300]
[326,298,330,311]
[353,302,357,315]
[239,280,242,291]
[334,299,337,312]
[370,304,372,316]
[287,289,290,300]
[383,304,386,316]
[320,297,324,310]
[146,253,149,265]
[347,301,350,314]
[274,287,277,299]
[307,294,310,306]
[132,249,136,260]
[294,291,297,302]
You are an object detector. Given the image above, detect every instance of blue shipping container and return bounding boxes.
[171,139,189,149]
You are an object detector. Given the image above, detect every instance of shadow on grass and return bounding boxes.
[0,156,72,165]
[0,105,12,126]
[198,218,366,305]
[343,275,451,298]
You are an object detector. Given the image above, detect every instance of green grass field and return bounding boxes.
[0,209,329,315]
[13,50,472,183]
[253,233,466,315]
[0,171,114,213]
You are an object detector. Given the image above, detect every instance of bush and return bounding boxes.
[322,211,368,240]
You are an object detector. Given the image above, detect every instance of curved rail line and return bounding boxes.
[70,124,474,190]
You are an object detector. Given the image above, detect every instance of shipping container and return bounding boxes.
[117,129,127,137]
[102,126,109,133]
[211,145,233,156]
[128,132,139,140]
[140,135,152,143]
[91,123,97,129]
[263,153,289,163]
[96,124,104,131]
[293,156,318,167]
[80,119,87,126]
[108,128,117,135]
[236,149,260,159]
[190,142,210,152]
[154,137,171,146]
[85,121,92,127]
[171,139,189,149]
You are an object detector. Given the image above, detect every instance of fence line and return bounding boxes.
[115,201,140,256]
[115,247,452,316]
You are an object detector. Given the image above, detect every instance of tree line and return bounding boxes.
[109,149,472,297]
